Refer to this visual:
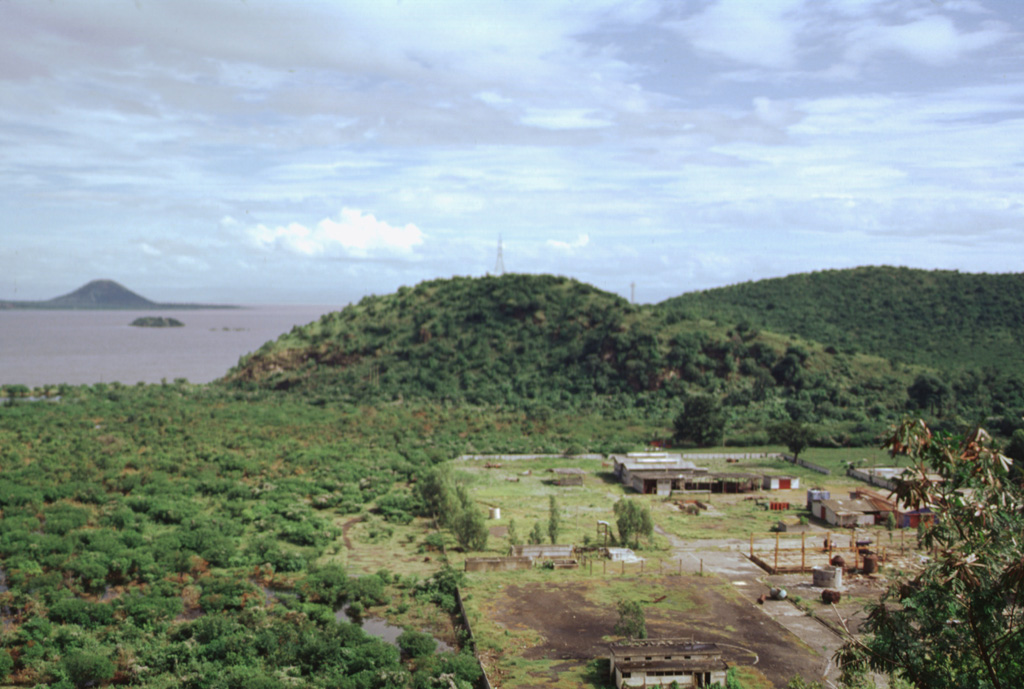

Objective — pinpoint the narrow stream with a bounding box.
[336,603,453,652]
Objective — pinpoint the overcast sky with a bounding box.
[2,0,1022,305]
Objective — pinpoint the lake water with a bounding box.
[0,305,337,387]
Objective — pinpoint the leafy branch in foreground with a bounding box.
[835,419,1024,689]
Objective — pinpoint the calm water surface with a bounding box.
[0,305,336,387]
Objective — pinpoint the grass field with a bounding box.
[446,447,898,553]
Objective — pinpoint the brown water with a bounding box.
[0,305,336,387]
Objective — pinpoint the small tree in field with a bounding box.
[614,600,646,639]
[769,420,814,459]
[507,519,520,546]
[451,505,488,551]
[528,520,545,545]
[613,498,653,549]
[548,496,561,544]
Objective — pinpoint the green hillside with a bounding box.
[657,266,1024,371]
[225,270,1024,446]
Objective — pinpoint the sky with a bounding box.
[1,0,1022,306]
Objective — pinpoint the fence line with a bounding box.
[454,586,493,689]
[455,453,605,462]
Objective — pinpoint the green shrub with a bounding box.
[397,629,437,659]
[63,651,115,688]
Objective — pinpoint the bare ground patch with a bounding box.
[478,575,825,688]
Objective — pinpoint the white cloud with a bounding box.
[520,109,613,130]
[247,209,424,259]
[671,0,807,69]
[3,1,1024,305]
[547,233,590,251]
[845,14,1009,66]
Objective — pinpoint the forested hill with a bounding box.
[226,274,656,403]
[225,271,1024,445]
[656,266,1024,371]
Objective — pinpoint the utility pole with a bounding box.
[493,234,505,276]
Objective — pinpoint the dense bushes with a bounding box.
[222,272,1024,446]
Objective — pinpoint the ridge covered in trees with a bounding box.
[225,269,1024,446]
[657,266,1024,371]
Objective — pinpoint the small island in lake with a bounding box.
[130,316,184,328]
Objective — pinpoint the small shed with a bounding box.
[763,475,800,491]
[814,498,876,527]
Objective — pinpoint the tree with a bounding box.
[528,520,546,545]
[451,505,488,551]
[613,498,653,549]
[548,496,561,544]
[507,519,520,546]
[769,420,814,459]
[417,465,459,527]
[906,374,950,415]
[673,393,725,447]
[836,419,1024,689]
[613,599,646,639]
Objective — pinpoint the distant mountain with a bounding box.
[48,279,156,309]
[0,279,237,310]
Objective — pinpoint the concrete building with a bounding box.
[609,639,728,689]
[612,453,707,495]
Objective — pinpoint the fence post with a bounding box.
[774,532,779,573]
[801,531,806,572]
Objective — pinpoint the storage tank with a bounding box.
[806,488,830,509]
[813,565,843,589]
[489,507,501,520]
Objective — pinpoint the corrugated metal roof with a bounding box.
[616,658,728,672]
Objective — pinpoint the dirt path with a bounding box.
[341,516,361,550]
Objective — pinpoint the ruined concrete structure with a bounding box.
[608,639,728,688]
[464,557,533,573]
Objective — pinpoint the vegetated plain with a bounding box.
[0,267,1022,688]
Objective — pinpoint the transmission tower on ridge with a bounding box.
[493,234,505,276]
